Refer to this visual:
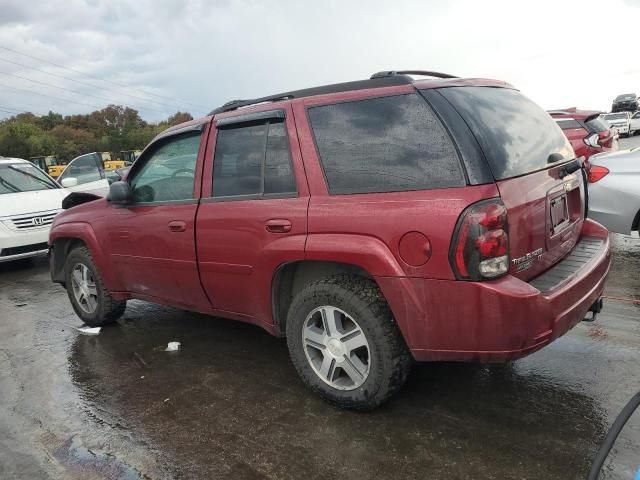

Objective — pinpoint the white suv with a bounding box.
[602,112,631,137]
[0,157,69,262]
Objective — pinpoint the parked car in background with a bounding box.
[49,71,610,409]
[550,109,617,163]
[630,111,640,135]
[588,148,640,236]
[0,157,67,262]
[57,152,110,196]
[602,112,631,137]
[612,93,638,113]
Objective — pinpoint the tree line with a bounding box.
[0,106,193,162]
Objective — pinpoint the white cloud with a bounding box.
[0,0,637,120]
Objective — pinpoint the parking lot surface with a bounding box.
[1,142,639,479]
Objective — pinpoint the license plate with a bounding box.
[550,195,569,233]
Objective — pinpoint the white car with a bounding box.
[0,157,69,262]
[630,111,640,136]
[588,148,640,236]
[57,152,110,196]
[602,112,631,137]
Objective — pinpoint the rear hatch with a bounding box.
[438,86,584,281]
[584,113,616,150]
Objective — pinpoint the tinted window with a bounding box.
[213,124,263,197]
[585,115,610,133]
[308,94,464,194]
[59,153,103,185]
[212,120,296,197]
[130,132,200,202]
[555,118,582,130]
[440,87,574,180]
[264,122,296,194]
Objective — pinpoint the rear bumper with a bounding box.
[376,219,611,362]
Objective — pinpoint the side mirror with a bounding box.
[60,177,78,188]
[107,181,132,205]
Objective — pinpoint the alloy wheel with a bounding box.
[302,306,371,390]
[70,263,98,314]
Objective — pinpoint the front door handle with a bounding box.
[265,219,292,233]
[168,220,187,233]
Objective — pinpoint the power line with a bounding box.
[0,55,205,115]
[0,104,45,116]
[0,82,104,109]
[0,45,203,110]
[0,70,177,115]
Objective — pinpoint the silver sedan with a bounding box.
[588,148,640,235]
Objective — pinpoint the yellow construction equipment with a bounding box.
[98,151,128,170]
[29,155,65,178]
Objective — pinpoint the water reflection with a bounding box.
[69,304,608,479]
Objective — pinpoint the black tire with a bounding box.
[286,274,412,410]
[64,246,126,327]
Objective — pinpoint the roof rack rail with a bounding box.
[208,74,414,115]
[370,70,458,80]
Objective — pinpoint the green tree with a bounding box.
[0,106,193,161]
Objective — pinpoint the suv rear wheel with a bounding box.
[286,275,412,410]
[64,246,126,327]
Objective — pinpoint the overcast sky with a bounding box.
[0,0,639,122]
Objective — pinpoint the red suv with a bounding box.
[49,71,611,409]
[549,108,618,163]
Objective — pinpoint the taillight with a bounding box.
[588,165,609,183]
[450,199,509,281]
[584,132,600,148]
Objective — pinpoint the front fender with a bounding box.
[49,221,119,291]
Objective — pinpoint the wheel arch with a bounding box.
[50,237,87,285]
[271,260,373,336]
[50,222,118,290]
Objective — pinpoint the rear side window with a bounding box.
[307,93,464,195]
[439,87,574,180]
[554,118,582,130]
[212,120,296,198]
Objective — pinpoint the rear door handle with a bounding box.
[168,220,187,233]
[265,219,292,233]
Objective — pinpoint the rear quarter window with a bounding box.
[439,87,574,180]
[307,93,465,195]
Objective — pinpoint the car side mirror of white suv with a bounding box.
[60,177,78,188]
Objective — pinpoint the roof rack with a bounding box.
[370,70,458,80]
[208,71,441,115]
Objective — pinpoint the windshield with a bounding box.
[0,163,60,194]
[616,94,635,100]
[604,113,627,121]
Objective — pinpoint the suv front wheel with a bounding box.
[64,246,126,327]
[286,275,412,410]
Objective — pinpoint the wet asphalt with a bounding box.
[1,147,640,480]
